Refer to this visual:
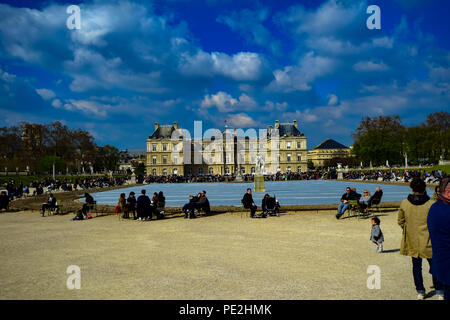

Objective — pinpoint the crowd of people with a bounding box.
[1,168,444,204]
[1,177,128,201]
[343,169,446,183]
[144,171,327,184]
[113,190,166,221]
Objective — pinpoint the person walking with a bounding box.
[398,177,444,299]
[427,177,450,300]
[370,217,384,253]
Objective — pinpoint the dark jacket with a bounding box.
[197,195,210,213]
[341,192,355,202]
[427,198,450,285]
[137,195,151,214]
[242,193,254,208]
[85,194,95,204]
[0,194,9,209]
[372,190,383,200]
[48,197,57,207]
[127,196,137,209]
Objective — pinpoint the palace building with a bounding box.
[307,139,351,168]
[145,120,308,176]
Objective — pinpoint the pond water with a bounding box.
[89,180,435,207]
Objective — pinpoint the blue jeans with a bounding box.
[412,257,444,295]
[337,203,349,215]
[248,205,257,217]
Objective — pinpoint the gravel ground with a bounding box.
[0,209,437,300]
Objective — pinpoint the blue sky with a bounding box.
[0,0,449,150]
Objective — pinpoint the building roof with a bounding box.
[271,123,304,137]
[149,125,176,139]
[313,139,348,150]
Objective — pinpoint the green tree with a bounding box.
[95,145,120,171]
[351,115,405,166]
[38,155,66,173]
[424,111,449,162]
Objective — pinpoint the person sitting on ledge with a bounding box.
[182,193,200,219]
[82,192,95,218]
[336,187,355,219]
[0,191,9,212]
[194,190,210,215]
[261,194,270,213]
[41,193,58,217]
[242,188,257,218]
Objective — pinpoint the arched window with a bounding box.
[152,169,156,175]
[162,169,167,176]
[209,167,214,174]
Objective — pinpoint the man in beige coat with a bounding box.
[398,177,444,299]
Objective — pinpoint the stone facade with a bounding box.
[145,120,308,176]
[307,139,351,168]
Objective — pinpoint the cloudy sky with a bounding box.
[0,0,449,150]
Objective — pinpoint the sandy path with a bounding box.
[0,209,435,300]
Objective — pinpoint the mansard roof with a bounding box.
[149,125,175,139]
[271,123,304,137]
[313,139,348,150]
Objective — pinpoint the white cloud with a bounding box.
[327,94,339,106]
[227,113,258,127]
[267,52,334,92]
[36,88,56,100]
[64,99,110,117]
[179,51,265,81]
[51,99,62,108]
[0,68,16,83]
[353,61,389,72]
[201,91,257,112]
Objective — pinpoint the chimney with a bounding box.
[154,122,159,131]
[173,121,178,129]
[269,125,273,135]
[275,120,280,129]
[293,120,298,128]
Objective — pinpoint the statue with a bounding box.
[254,153,265,192]
[255,154,265,174]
